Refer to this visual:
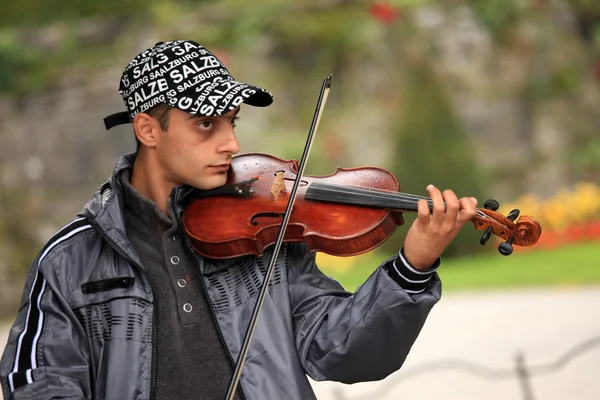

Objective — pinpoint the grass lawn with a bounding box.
[318,241,600,292]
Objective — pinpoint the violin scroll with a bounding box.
[472,198,542,255]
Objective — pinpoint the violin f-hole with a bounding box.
[250,211,292,226]
[285,178,308,186]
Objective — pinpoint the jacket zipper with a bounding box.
[87,219,160,400]
[171,192,247,400]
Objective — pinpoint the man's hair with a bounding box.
[134,104,172,151]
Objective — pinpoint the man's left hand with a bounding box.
[403,184,478,270]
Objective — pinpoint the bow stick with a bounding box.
[225,74,333,400]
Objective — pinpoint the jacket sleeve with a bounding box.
[1,258,91,400]
[287,242,441,384]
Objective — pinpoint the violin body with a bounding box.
[183,153,405,259]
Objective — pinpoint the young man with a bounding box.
[1,40,477,400]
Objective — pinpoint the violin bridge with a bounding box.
[271,171,287,202]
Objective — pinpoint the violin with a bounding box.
[183,152,542,259]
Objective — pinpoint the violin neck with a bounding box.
[304,182,430,212]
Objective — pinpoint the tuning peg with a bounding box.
[498,236,514,256]
[480,226,493,245]
[484,199,499,211]
[506,209,520,222]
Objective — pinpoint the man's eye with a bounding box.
[198,121,213,130]
[232,116,239,127]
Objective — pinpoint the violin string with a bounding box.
[310,183,491,219]
[389,192,491,219]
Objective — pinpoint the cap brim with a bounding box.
[171,80,273,117]
[103,80,273,130]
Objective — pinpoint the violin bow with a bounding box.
[224,74,333,400]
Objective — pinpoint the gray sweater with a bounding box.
[121,169,242,400]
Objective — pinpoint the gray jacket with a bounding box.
[1,154,441,400]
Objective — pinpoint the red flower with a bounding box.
[369,2,400,24]
[594,61,600,81]
[531,0,546,9]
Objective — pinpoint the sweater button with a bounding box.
[170,256,180,265]
[183,303,192,312]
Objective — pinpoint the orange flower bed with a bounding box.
[496,182,600,252]
[523,219,600,250]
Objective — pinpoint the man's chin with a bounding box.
[191,176,228,191]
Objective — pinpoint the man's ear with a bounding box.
[133,113,161,148]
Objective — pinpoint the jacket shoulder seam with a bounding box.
[37,219,97,269]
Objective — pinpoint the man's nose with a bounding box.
[220,124,240,155]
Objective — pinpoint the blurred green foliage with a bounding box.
[382,63,488,257]
[0,41,39,93]
[471,0,525,39]
[0,0,151,26]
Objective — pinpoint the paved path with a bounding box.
[310,286,600,400]
[1,286,599,399]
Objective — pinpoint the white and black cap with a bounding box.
[104,40,273,130]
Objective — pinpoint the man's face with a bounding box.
[153,107,241,190]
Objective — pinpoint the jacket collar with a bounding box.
[78,153,142,266]
[77,152,244,273]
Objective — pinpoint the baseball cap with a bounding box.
[103,40,273,130]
